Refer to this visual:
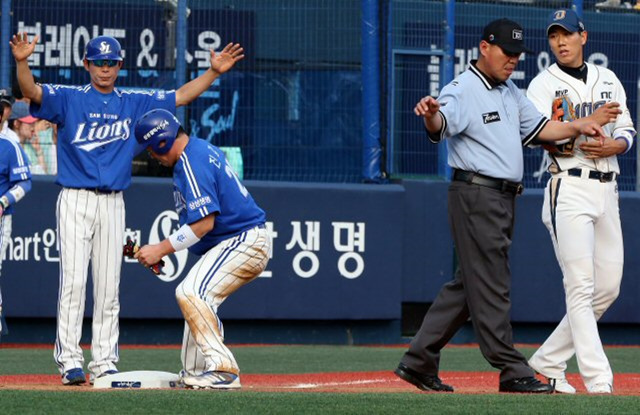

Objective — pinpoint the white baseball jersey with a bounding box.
[527,62,636,173]
[527,62,636,391]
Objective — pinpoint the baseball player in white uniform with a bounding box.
[11,32,244,385]
[526,9,636,394]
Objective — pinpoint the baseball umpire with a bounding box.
[1,130,32,340]
[133,109,270,389]
[11,32,244,385]
[527,9,636,395]
[394,18,612,394]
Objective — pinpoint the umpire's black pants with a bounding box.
[400,181,533,382]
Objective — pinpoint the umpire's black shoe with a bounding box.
[394,363,454,392]
[499,376,554,394]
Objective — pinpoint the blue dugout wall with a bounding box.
[3,178,640,326]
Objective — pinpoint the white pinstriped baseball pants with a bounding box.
[530,176,622,389]
[54,188,125,376]
[178,225,270,376]
[0,215,12,322]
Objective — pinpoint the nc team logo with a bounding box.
[99,41,112,54]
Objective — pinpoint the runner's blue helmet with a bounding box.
[134,109,181,155]
[84,36,123,61]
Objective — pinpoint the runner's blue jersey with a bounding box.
[30,84,176,190]
[0,134,32,215]
[173,138,266,255]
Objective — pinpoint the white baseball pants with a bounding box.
[178,225,270,376]
[54,188,125,377]
[531,176,622,389]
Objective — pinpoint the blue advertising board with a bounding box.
[1,178,404,320]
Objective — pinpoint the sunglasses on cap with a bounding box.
[91,59,120,67]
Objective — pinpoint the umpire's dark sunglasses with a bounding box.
[91,59,120,68]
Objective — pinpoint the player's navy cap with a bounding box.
[546,9,585,36]
[9,101,38,123]
[0,87,14,107]
[482,18,532,55]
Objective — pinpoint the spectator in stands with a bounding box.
[9,101,47,174]
[34,119,57,175]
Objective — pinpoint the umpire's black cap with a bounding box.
[482,18,533,55]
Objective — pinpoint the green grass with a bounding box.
[3,345,640,375]
[2,345,640,414]
[0,390,639,414]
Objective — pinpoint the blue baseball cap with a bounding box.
[546,9,585,36]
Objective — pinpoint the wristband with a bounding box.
[614,130,634,154]
[0,195,9,210]
[168,224,201,252]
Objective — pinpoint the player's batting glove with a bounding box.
[123,237,165,276]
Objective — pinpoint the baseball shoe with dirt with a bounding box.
[62,368,87,385]
[588,382,613,394]
[89,369,119,385]
[182,371,241,389]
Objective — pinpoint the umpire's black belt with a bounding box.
[453,169,524,195]
[566,168,616,183]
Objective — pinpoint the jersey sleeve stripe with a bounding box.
[181,153,211,218]
[4,137,29,180]
[522,117,549,147]
[427,112,446,143]
[180,153,203,198]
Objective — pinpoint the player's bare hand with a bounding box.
[134,244,165,268]
[574,119,606,141]
[10,32,39,62]
[590,102,621,126]
[580,136,625,159]
[210,43,245,75]
[414,96,440,119]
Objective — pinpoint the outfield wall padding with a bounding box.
[3,177,640,323]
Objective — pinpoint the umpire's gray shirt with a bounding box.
[429,61,548,182]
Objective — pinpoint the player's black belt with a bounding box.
[566,168,616,183]
[74,188,119,195]
[453,169,524,195]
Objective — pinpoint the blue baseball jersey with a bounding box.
[173,138,266,255]
[30,84,176,190]
[0,134,32,215]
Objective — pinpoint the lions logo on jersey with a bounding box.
[71,118,132,151]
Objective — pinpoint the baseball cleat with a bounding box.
[528,359,576,394]
[62,368,87,385]
[547,377,576,394]
[182,371,241,389]
[89,369,119,385]
[588,382,613,394]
